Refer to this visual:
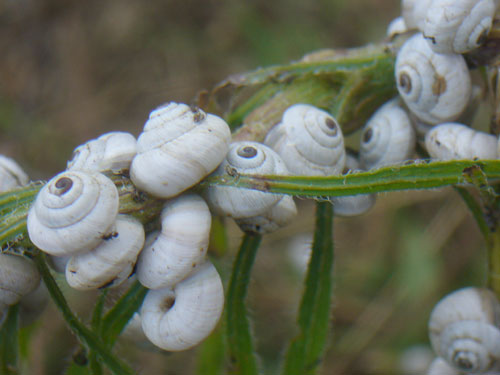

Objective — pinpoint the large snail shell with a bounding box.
[264,103,346,176]
[204,141,285,219]
[67,132,137,172]
[65,215,145,290]
[360,99,416,170]
[0,155,29,192]
[0,253,40,306]
[140,261,224,351]
[395,33,471,125]
[429,287,500,373]
[130,102,231,198]
[425,123,498,160]
[423,0,497,54]
[136,193,211,290]
[27,171,119,256]
[402,0,434,30]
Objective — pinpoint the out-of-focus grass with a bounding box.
[0,1,491,374]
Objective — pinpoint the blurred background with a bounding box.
[0,0,489,374]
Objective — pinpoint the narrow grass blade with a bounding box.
[196,324,226,375]
[0,305,19,375]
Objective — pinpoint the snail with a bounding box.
[423,0,497,54]
[425,123,497,160]
[204,141,285,219]
[136,193,211,290]
[130,102,231,199]
[331,152,377,217]
[67,131,137,172]
[27,170,119,256]
[0,253,41,309]
[359,98,416,170]
[264,103,346,176]
[402,0,433,30]
[140,261,224,351]
[65,215,145,290]
[395,33,471,125]
[428,287,500,374]
[386,16,408,40]
[0,154,29,192]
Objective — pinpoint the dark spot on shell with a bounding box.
[325,118,338,135]
[99,278,118,289]
[237,146,258,158]
[69,269,76,274]
[162,296,176,311]
[432,74,447,96]
[423,34,437,45]
[435,140,441,146]
[454,353,474,371]
[54,177,73,195]
[190,105,206,123]
[399,73,412,94]
[192,263,196,268]
[101,232,119,241]
[363,128,373,143]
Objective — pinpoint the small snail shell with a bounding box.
[402,0,433,30]
[130,102,231,198]
[65,215,145,290]
[427,357,461,375]
[359,99,416,170]
[67,131,137,172]
[264,103,346,176]
[395,33,471,125]
[136,193,211,290]
[204,141,285,219]
[0,253,41,306]
[425,123,498,160]
[386,17,408,40]
[140,261,224,351]
[423,0,497,54]
[0,155,29,192]
[428,287,500,373]
[235,195,297,235]
[27,171,119,256]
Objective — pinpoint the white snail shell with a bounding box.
[67,131,137,172]
[402,0,434,30]
[0,155,29,192]
[423,0,497,54]
[359,99,416,170]
[140,261,224,352]
[428,287,500,373]
[0,253,41,306]
[235,194,297,235]
[264,103,346,176]
[27,171,119,256]
[395,33,471,125]
[204,141,285,219]
[65,215,145,290]
[427,357,461,375]
[136,193,211,290]
[130,102,231,198]
[387,17,408,40]
[425,123,498,160]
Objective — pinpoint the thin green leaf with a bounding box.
[196,324,226,375]
[88,291,107,375]
[454,186,491,241]
[282,201,334,375]
[101,281,148,348]
[0,305,19,375]
[226,233,262,375]
[33,252,136,375]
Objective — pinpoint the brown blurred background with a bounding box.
[0,1,489,374]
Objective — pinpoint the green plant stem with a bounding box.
[226,233,262,375]
[454,187,491,242]
[489,226,500,297]
[32,252,136,375]
[282,201,334,375]
[0,305,19,375]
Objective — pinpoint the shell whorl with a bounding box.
[264,103,346,176]
[130,102,231,198]
[0,253,41,306]
[27,171,119,256]
[140,261,224,352]
[0,155,29,192]
[395,33,471,125]
[402,0,434,30]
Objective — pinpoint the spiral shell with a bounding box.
[140,261,224,351]
[264,103,346,176]
[0,155,29,192]
[27,171,119,256]
[402,0,434,30]
[136,193,211,290]
[425,123,497,160]
[67,131,137,172]
[65,215,145,290]
[395,33,471,125]
[130,102,231,198]
[204,141,285,219]
[428,287,500,373]
[359,99,416,170]
[423,0,497,54]
[0,253,41,307]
